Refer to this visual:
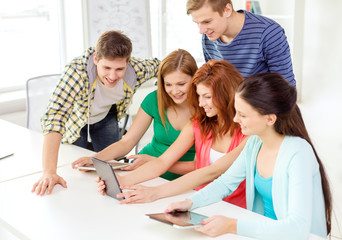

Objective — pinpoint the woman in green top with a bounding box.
[72,49,197,180]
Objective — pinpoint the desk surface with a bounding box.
[0,120,326,240]
[0,166,326,240]
[0,166,258,240]
[0,119,94,183]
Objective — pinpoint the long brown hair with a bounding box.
[157,49,198,127]
[188,60,243,142]
[236,72,332,234]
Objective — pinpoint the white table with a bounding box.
[0,119,94,183]
[0,120,326,240]
[0,165,259,240]
[0,167,326,240]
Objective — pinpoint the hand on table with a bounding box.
[32,172,67,196]
[165,199,193,213]
[120,154,156,171]
[194,215,237,237]
[72,156,92,171]
[116,185,159,204]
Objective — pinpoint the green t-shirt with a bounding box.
[139,91,195,180]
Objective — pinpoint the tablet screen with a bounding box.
[146,211,207,228]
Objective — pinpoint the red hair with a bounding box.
[188,60,243,141]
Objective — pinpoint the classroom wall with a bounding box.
[301,0,342,101]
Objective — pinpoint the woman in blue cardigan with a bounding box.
[166,72,332,239]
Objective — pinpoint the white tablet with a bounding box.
[77,157,130,171]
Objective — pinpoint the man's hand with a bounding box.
[32,172,67,196]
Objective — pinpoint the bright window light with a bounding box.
[0,0,60,92]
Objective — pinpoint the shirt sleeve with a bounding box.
[41,64,85,135]
[189,142,248,210]
[130,57,160,90]
[261,23,296,86]
[202,34,210,62]
[237,140,317,240]
[140,90,157,117]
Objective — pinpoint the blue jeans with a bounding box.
[73,105,119,152]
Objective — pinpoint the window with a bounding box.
[164,0,204,64]
[0,0,205,92]
[0,0,60,92]
[149,0,204,65]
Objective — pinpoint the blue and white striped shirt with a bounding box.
[202,10,296,86]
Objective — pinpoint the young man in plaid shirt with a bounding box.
[32,30,160,196]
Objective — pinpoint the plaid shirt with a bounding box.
[41,47,160,144]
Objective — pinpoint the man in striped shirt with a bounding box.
[32,31,160,196]
[186,0,296,86]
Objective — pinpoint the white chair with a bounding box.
[119,109,132,139]
[26,74,60,132]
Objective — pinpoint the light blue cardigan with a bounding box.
[189,135,327,240]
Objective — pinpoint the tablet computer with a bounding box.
[146,211,207,229]
[77,157,130,171]
[91,157,124,200]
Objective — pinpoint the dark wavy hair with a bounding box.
[236,72,332,234]
[188,60,243,142]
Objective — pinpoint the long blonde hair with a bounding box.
[157,49,198,127]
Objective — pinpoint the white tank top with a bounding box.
[209,148,226,164]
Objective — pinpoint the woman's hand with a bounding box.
[165,199,193,213]
[164,211,191,225]
[95,173,123,196]
[95,177,107,195]
[194,215,237,237]
[116,185,159,204]
[72,156,93,171]
[120,154,156,171]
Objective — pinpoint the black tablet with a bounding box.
[146,211,207,229]
[91,157,124,200]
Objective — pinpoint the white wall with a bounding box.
[302,0,342,101]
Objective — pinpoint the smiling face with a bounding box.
[190,3,231,41]
[94,54,128,88]
[233,93,272,136]
[196,83,218,117]
[164,71,192,105]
